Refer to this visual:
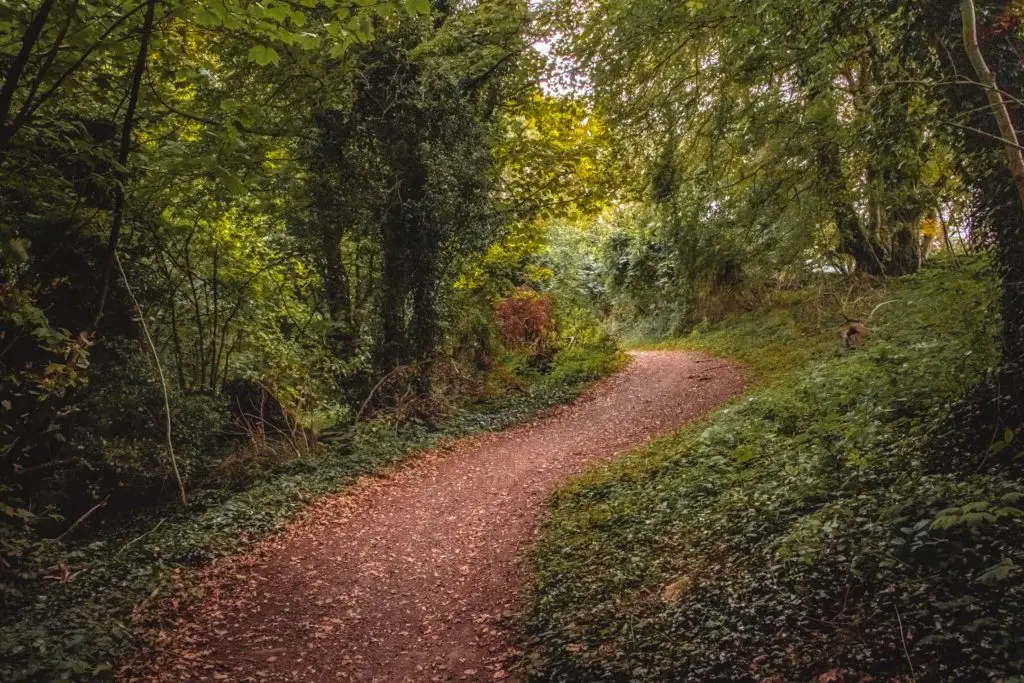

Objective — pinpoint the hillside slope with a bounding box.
[523,260,1024,682]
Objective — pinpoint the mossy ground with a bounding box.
[523,258,1024,681]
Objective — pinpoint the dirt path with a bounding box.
[129,351,746,682]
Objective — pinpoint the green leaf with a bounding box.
[1001,492,1024,505]
[296,32,321,49]
[214,166,246,195]
[732,445,756,463]
[8,237,30,263]
[404,0,431,15]
[977,559,1016,585]
[0,502,34,521]
[266,2,289,22]
[247,45,280,67]
[192,7,220,26]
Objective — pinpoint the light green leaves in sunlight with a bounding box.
[247,44,280,66]
[405,0,433,15]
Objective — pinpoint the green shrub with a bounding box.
[549,337,623,384]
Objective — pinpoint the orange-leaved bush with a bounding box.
[494,287,554,350]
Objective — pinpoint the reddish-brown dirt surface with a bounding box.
[125,351,746,682]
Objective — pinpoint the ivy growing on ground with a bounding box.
[0,339,620,682]
[523,258,1024,682]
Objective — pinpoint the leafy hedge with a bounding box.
[523,259,1024,681]
[0,339,621,682]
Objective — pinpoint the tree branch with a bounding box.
[960,0,1024,211]
[92,0,157,330]
[0,0,58,144]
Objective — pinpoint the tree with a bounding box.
[947,0,1024,408]
[539,0,951,282]
[297,0,529,395]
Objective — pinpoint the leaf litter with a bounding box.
[122,351,746,682]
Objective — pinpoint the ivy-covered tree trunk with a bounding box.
[378,200,411,373]
[994,190,1024,406]
[949,0,1024,411]
[803,75,888,276]
[410,277,437,393]
[392,139,436,393]
[815,137,887,275]
[321,229,357,359]
[307,109,360,360]
[888,219,923,276]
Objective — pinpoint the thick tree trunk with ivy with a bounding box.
[321,229,357,359]
[803,75,889,276]
[378,202,411,373]
[887,219,924,276]
[388,140,436,392]
[957,0,1024,410]
[994,193,1024,405]
[410,280,438,393]
[307,110,360,360]
[815,138,887,275]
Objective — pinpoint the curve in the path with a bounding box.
[129,351,747,682]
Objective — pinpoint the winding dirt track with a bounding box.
[129,351,746,682]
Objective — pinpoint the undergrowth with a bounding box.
[524,258,1024,681]
[0,341,621,682]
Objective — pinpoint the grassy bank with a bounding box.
[0,342,621,682]
[524,259,1024,681]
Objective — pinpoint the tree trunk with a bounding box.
[0,0,58,146]
[409,267,437,395]
[377,203,410,374]
[321,230,357,358]
[91,0,157,330]
[960,0,1024,408]
[402,169,436,395]
[376,94,434,393]
[816,138,887,275]
[888,220,923,276]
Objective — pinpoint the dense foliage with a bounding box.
[0,3,614,510]
[0,0,619,676]
[540,0,1022,349]
[525,260,1024,681]
[516,1,1024,678]
[3,0,1024,679]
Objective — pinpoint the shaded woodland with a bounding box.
[2,0,1024,679]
